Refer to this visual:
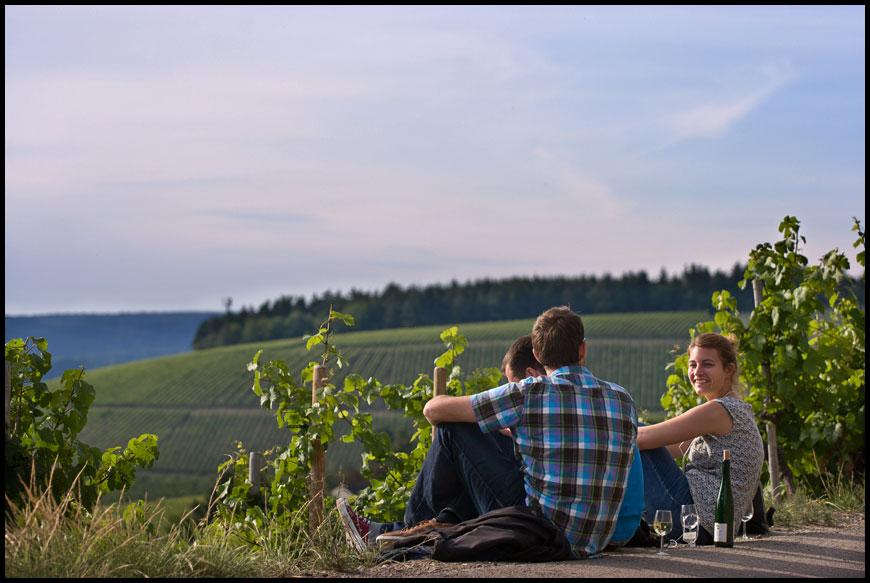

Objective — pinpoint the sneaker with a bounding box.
[336,498,372,553]
[374,518,455,549]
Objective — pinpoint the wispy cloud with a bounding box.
[531,149,632,219]
[665,61,797,143]
[201,210,317,224]
[4,6,864,314]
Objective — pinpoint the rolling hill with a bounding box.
[62,310,710,502]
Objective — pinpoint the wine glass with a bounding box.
[740,502,754,540]
[653,510,672,556]
[680,504,700,547]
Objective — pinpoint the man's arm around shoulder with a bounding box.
[423,395,477,426]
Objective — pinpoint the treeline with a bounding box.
[193,264,732,349]
[192,263,865,349]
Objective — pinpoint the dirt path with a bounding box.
[327,519,864,578]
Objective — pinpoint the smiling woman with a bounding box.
[688,345,736,399]
[635,333,764,546]
[638,334,743,450]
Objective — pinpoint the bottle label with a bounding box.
[714,522,728,542]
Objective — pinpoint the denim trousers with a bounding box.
[371,422,527,537]
[639,445,712,544]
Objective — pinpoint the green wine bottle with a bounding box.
[714,449,734,547]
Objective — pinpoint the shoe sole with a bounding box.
[374,522,453,550]
[336,499,367,553]
[374,534,403,550]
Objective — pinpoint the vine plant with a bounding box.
[662,216,865,492]
[4,337,159,514]
[209,310,503,541]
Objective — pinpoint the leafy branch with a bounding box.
[5,337,160,512]
[662,216,865,492]
[217,313,503,537]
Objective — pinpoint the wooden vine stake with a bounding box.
[753,279,781,504]
[310,364,327,532]
[5,361,10,440]
[432,366,447,440]
[249,452,264,496]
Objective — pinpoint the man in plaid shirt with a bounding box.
[338,306,637,558]
[474,308,637,557]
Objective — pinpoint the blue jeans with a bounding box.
[371,422,527,538]
[640,445,712,544]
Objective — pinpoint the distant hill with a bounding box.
[192,265,762,349]
[4,312,219,378]
[70,310,710,502]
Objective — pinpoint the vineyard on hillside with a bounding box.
[73,311,710,501]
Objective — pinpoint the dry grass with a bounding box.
[4,467,368,578]
[767,464,865,528]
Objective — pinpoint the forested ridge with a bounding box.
[185,264,729,348]
[193,263,865,350]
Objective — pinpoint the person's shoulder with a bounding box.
[584,371,632,398]
[714,395,752,413]
[564,370,637,413]
[475,378,536,400]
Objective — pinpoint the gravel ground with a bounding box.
[321,518,864,578]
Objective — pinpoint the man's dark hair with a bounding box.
[502,334,546,378]
[531,306,585,369]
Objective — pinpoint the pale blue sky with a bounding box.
[5,5,865,315]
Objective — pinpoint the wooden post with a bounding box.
[432,366,447,440]
[310,365,327,532]
[249,452,264,496]
[753,280,781,504]
[5,361,11,440]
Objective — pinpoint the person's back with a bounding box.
[471,307,637,557]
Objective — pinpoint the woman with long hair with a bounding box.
[637,333,764,544]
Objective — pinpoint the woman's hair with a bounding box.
[688,332,744,392]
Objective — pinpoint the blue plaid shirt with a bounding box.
[470,365,637,558]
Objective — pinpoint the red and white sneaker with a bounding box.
[336,498,372,553]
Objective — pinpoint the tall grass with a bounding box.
[6,461,864,577]
[4,468,368,578]
[766,463,865,527]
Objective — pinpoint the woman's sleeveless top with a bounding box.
[684,396,764,536]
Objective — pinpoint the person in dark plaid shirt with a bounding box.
[338,306,637,559]
[471,306,637,557]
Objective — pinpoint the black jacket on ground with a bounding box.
[382,505,573,563]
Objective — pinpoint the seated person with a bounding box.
[637,333,764,544]
[338,306,639,558]
[493,334,643,548]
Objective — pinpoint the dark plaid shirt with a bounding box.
[471,365,637,558]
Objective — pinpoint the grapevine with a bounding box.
[209,310,503,538]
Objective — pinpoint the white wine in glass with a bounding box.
[681,504,700,547]
[654,510,672,556]
[683,529,698,545]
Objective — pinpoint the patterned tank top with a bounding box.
[684,396,764,536]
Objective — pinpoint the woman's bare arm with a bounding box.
[637,400,733,451]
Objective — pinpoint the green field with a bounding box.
[73,310,709,501]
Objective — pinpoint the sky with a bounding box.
[5,5,865,316]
